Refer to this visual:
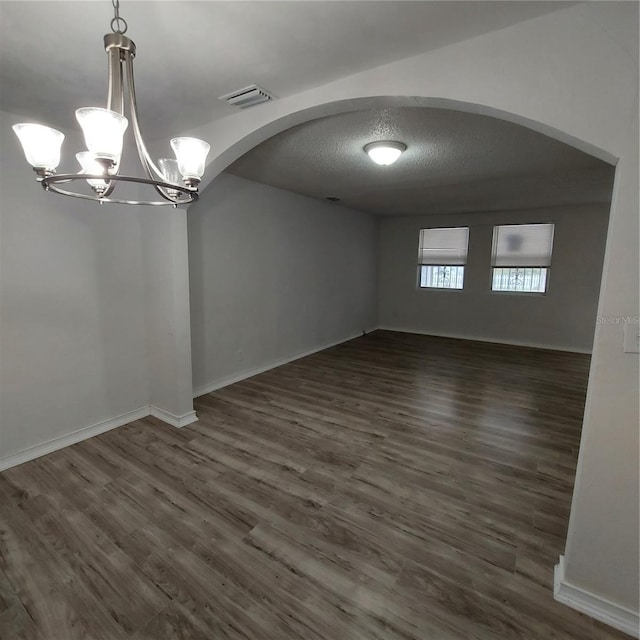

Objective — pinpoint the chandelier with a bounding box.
[12,0,210,206]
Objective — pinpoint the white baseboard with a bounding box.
[193,328,377,398]
[0,404,200,471]
[554,556,639,637]
[378,326,592,354]
[0,406,150,472]
[149,405,198,429]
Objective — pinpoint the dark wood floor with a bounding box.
[0,331,630,639]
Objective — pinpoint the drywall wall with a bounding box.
[188,172,377,396]
[0,109,149,465]
[378,204,611,352]
[563,101,639,633]
[184,1,638,625]
[141,207,197,426]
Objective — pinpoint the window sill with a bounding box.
[490,290,547,296]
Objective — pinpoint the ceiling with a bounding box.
[0,1,575,140]
[2,1,606,216]
[226,107,615,216]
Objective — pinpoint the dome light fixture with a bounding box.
[363,141,407,166]
[12,0,210,206]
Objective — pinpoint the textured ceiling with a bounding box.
[226,107,615,216]
[0,1,574,140]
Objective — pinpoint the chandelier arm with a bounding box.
[123,52,166,183]
[141,176,183,203]
[122,54,179,204]
[100,180,117,199]
[155,183,183,203]
[123,53,181,204]
[107,47,124,116]
[101,33,134,199]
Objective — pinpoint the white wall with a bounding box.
[183,1,639,626]
[188,172,377,396]
[565,104,639,624]
[0,109,149,464]
[0,108,200,466]
[378,204,611,352]
[142,208,197,425]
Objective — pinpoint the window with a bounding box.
[418,227,469,290]
[491,223,554,293]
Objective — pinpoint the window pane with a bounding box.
[492,267,548,293]
[420,265,465,289]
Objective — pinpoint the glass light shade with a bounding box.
[12,123,65,170]
[170,137,210,180]
[157,158,181,185]
[76,152,108,189]
[76,107,128,164]
[364,141,406,166]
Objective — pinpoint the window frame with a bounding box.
[416,226,470,292]
[490,266,550,296]
[418,265,466,291]
[489,223,555,295]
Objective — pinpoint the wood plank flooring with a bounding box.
[0,330,631,639]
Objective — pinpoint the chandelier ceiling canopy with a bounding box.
[12,0,210,207]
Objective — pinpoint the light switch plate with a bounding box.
[623,322,640,353]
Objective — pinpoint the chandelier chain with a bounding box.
[110,0,128,35]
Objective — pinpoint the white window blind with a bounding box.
[418,227,469,266]
[492,223,554,267]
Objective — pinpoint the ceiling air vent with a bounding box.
[219,84,275,109]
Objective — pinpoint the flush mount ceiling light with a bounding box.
[12,0,210,206]
[363,141,407,166]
